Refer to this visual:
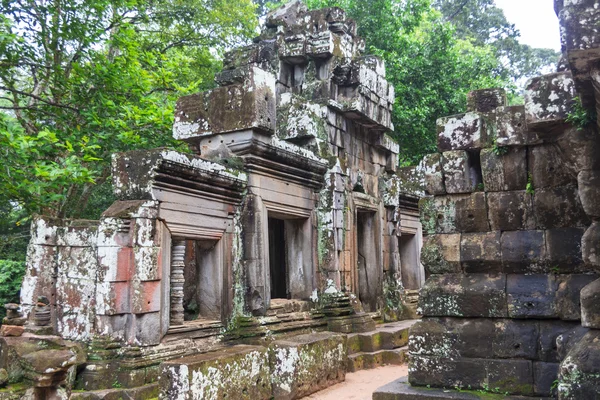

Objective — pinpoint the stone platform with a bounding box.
[373,377,552,400]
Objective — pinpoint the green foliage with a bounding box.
[491,136,508,156]
[304,0,509,164]
[0,260,26,320]
[526,173,534,195]
[0,0,258,220]
[567,96,597,131]
[432,0,560,84]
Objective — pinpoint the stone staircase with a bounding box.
[346,319,416,372]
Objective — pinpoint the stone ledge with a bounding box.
[373,377,551,400]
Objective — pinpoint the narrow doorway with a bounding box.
[356,211,380,312]
[400,234,421,290]
[182,239,222,321]
[268,217,288,299]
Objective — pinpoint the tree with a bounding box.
[0,0,258,219]
[432,0,560,83]
[304,0,508,164]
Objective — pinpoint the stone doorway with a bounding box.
[183,239,223,321]
[399,234,422,290]
[268,217,288,299]
[356,210,381,312]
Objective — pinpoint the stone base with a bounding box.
[327,313,376,333]
[373,377,551,400]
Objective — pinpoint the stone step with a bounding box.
[372,377,552,400]
[347,319,416,354]
[70,383,159,400]
[347,346,408,372]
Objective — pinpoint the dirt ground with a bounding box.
[301,365,408,400]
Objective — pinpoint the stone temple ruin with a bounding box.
[0,2,424,399]
[372,0,600,398]
[2,0,600,399]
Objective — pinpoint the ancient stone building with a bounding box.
[374,0,600,399]
[0,2,423,399]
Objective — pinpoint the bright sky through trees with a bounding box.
[495,0,561,51]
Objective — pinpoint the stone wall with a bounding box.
[408,1,600,398]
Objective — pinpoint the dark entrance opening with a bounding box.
[182,239,221,321]
[268,217,288,299]
[357,210,379,312]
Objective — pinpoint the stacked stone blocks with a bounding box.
[415,76,600,397]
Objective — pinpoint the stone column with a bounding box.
[170,240,186,326]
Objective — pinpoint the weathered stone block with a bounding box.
[437,113,486,151]
[133,246,161,282]
[420,234,461,275]
[480,147,527,192]
[409,317,538,360]
[501,230,547,273]
[454,192,489,233]
[582,221,600,268]
[95,281,130,315]
[556,274,598,320]
[496,105,540,146]
[20,244,58,307]
[487,191,534,231]
[556,324,590,362]
[545,227,584,271]
[419,195,469,234]
[486,359,534,396]
[559,0,600,52]
[580,277,600,329]
[419,274,507,318]
[420,153,445,195]
[466,88,507,113]
[133,312,162,346]
[507,274,558,318]
[57,246,98,281]
[528,144,576,189]
[441,151,476,194]
[533,186,589,229]
[558,330,600,399]
[161,345,272,400]
[56,225,98,247]
[524,71,575,130]
[269,332,346,399]
[97,217,133,248]
[131,280,161,314]
[578,170,600,218]
[173,66,276,140]
[460,231,502,273]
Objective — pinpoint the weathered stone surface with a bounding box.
[173,66,276,140]
[420,234,461,275]
[453,192,489,233]
[487,191,534,231]
[419,195,469,235]
[556,324,590,362]
[577,170,600,217]
[419,274,507,318]
[539,320,583,363]
[559,330,600,399]
[580,277,600,329]
[420,153,445,195]
[480,147,527,192]
[496,105,540,146]
[533,361,559,397]
[269,332,346,399]
[507,274,558,318]
[556,274,598,320]
[559,0,600,52]
[409,355,533,395]
[507,274,595,320]
[528,143,576,189]
[466,88,507,113]
[409,317,538,360]
[582,221,600,268]
[437,113,487,151]
[0,326,23,337]
[441,151,475,194]
[501,230,547,273]
[533,186,589,229]
[160,345,272,400]
[460,231,502,273]
[544,227,584,271]
[524,71,575,130]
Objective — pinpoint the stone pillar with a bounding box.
[170,240,186,326]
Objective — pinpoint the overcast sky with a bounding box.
[495,0,561,51]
